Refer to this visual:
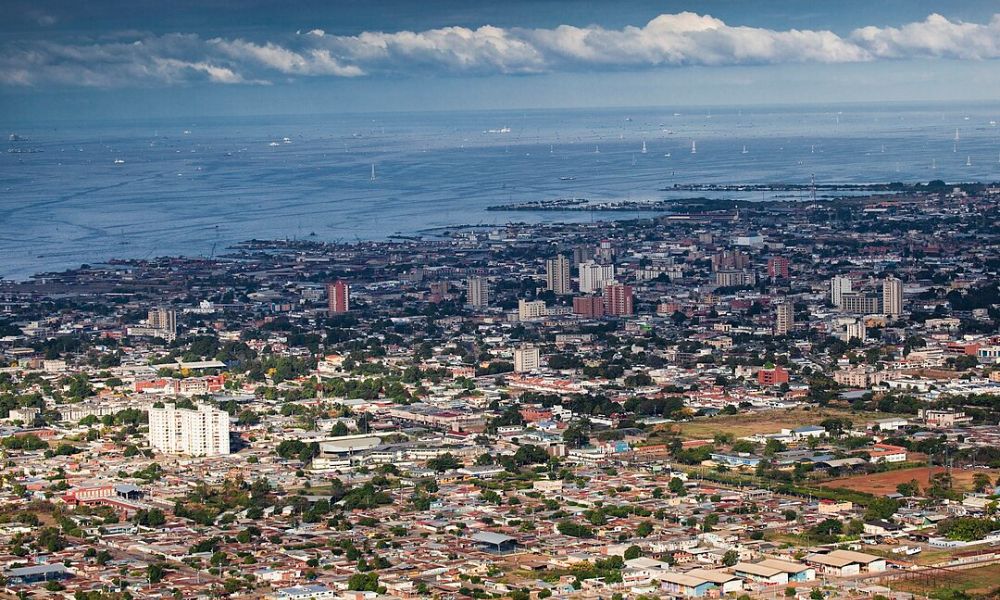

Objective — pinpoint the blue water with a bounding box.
[2,102,1000,280]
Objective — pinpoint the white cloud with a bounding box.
[2,12,999,88]
[851,13,1000,60]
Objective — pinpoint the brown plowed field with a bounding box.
[821,466,999,495]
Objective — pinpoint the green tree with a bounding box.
[147,563,165,584]
[426,453,461,472]
[722,550,739,567]
[347,572,380,592]
[863,497,899,521]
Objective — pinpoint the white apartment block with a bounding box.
[578,261,615,293]
[882,276,903,316]
[830,275,852,307]
[518,299,547,321]
[148,403,230,456]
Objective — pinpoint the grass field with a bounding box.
[889,563,1000,597]
[821,466,1000,495]
[666,407,904,441]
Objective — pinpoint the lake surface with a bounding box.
[2,102,999,279]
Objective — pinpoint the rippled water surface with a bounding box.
[2,102,999,279]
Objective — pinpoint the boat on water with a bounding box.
[559,176,575,181]
[691,140,697,154]
[113,159,125,164]
[641,140,647,154]
[741,145,748,154]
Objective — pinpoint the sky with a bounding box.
[2,0,1000,121]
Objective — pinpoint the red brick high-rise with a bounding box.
[767,256,790,279]
[573,295,605,317]
[603,283,634,316]
[327,280,350,314]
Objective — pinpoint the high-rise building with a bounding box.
[428,281,450,303]
[840,292,881,314]
[712,250,750,272]
[830,276,852,307]
[604,283,634,316]
[578,261,616,293]
[513,345,541,373]
[715,270,756,287]
[573,295,606,318]
[327,280,350,313]
[148,308,177,341]
[596,240,615,263]
[572,245,594,266]
[518,299,547,321]
[883,276,903,317]
[845,319,867,342]
[148,403,230,456]
[775,302,794,335]
[767,256,790,279]
[467,276,489,308]
[545,254,571,295]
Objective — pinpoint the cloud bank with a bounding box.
[3,12,1000,87]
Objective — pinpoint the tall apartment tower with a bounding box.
[578,261,616,294]
[148,403,230,456]
[148,308,177,341]
[712,250,750,272]
[830,276,852,307]
[596,240,615,263]
[604,283,634,316]
[775,302,794,335]
[467,276,489,308]
[883,276,903,317]
[513,345,541,373]
[546,254,571,295]
[572,245,594,266]
[327,280,350,313]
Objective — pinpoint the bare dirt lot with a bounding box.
[668,407,905,441]
[821,466,1000,495]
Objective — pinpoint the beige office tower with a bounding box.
[518,299,546,321]
[545,254,571,295]
[775,302,794,335]
[883,276,903,317]
[514,345,541,373]
[148,307,177,341]
[467,275,489,308]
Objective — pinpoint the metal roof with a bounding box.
[470,531,516,545]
